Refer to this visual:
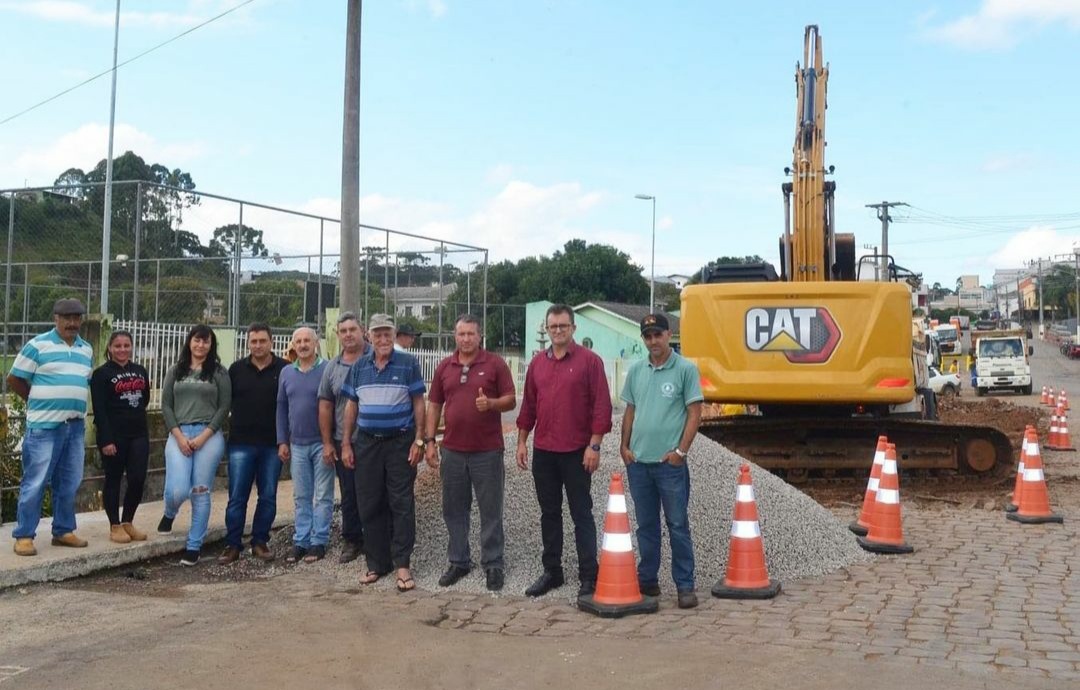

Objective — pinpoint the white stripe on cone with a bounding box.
[873,450,885,465]
[602,532,633,553]
[868,477,880,492]
[883,459,897,474]
[607,494,627,514]
[731,520,762,539]
[736,485,755,502]
[1023,468,1045,482]
[877,488,900,504]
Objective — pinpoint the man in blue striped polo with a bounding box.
[340,313,428,592]
[7,298,94,556]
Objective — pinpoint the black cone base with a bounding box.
[857,536,914,554]
[577,594,658,618]
[1005,503,1018,513]
[1006,511,1064,525]
[711,579,781,600]
[848,520,868,536]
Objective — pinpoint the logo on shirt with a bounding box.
[660,382,676,398]
[744,307,842,364]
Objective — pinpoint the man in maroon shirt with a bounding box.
[425,314,517,591]
[516,304,613,597]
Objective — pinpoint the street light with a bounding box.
[634,194,656,310]
[1073,245,1080,340]
[467,260,478,314]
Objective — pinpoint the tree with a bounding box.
[209,224,269,258]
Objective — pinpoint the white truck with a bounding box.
[973,330,1033,396]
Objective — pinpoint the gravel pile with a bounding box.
[241,420,872,598]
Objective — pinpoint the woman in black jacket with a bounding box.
[90,330,151,543]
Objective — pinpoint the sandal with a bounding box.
[396,575,416,592]
[360,570,384,585]
[303,545,326,563]
[285,546,307,564]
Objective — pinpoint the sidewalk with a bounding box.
[0,480,296,589]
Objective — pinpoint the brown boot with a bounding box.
[51,532,88,548]
[13,538,36,556]
[121,522,147,541]
[110,525,132,544]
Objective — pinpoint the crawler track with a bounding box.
[699,416,1015,485]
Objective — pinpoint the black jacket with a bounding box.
[90,360,150,447]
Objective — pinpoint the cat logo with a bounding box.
[745,307,842,364]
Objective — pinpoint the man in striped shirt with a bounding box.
[7,298,94,556]
[341,314,428,591]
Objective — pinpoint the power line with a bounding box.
[0,0,258,127]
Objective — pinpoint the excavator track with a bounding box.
[699,416,1015,484]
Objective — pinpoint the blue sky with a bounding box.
[1,0,1079,289]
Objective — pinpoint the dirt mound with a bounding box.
[938,397,1047,448]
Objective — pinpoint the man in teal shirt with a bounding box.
[619,313,703,609]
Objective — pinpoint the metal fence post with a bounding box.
[317,219,324,332]
[233,202,243,327]
[133,182,142,321]
[155,259,161,322]
[3,194,14,397]
[482,250,489,347]
[87,261,93,309]
[437,242,445,350]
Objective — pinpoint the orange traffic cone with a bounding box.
[1005,425,1034,513]
[1061,391,1070,411]
[857,443,914,554]
[1007,430,1064,524]
[850,435,888,536]
[1040,386,1050,405]
[1046,386,1056,406]
[712,464,781,599]
[1048,407,1076,451]
[578,473,658,617]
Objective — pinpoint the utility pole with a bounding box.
[100,0,121,315]
[1037,258,1044,336]
[865,201,907,280]
[340,0,362,316]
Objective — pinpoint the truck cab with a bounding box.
[973,332,1033,396]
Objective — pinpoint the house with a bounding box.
[384,283,458,320]
[522,300,680,362]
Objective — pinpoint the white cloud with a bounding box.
[986,226,1080,267]
[401,0,448,19]
[923,0,1080,50]
[485,163,514,186]
[0,1,204,29]
[9,122,206,186]
[980,152,1037,173]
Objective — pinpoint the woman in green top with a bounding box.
[157,325,231,566]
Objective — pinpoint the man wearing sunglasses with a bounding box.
[516,304,612,597]
[424,314,516,591]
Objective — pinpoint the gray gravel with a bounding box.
[238,420,872,599]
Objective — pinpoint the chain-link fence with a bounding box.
[1,181,514,524]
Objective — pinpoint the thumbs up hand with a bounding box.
[475,386,491,412]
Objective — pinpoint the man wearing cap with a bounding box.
[619,313,704,609]
[394,323,420,351]
[340,314,428,591]
[7,298,94,556]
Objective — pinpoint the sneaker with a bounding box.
[339,541,363,564]
[121,522,147,541]
[640,583,661,597]
[51,532,88,548]
[13,538,36,556]
[677,591,699,609]
[485,568,505,592]
[438,564,472,587]
[217,546,241,564]
[109,524,132,544]
[180,549,200,566]
[157,515,174,534]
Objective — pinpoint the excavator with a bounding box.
[680,25,1012,481]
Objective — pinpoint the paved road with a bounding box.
[974,335,1080,407]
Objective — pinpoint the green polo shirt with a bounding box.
[620,350,704,463]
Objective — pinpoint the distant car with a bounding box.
[928,366,962,398]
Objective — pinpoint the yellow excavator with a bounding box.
[681,25,1010,480]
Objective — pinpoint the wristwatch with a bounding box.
[590,443,601,452]
[414,439,426,449]
[424,436,436,444]
[673,448,687,459]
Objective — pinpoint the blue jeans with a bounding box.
[626,460,695,592]
[13,420,86,539]
[225,444,282,549]
[290,442,335,548]
[164,423,225,551]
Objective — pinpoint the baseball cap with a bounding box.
[52,298,87,316]
[368,313,395,331]
[397,323,421,337]
[640,313,669,335]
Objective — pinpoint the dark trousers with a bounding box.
[333,440,363,547]
[355,432,416,573]
[441,448,505,570]
[101,435,149,525]
[532,447,598,582]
